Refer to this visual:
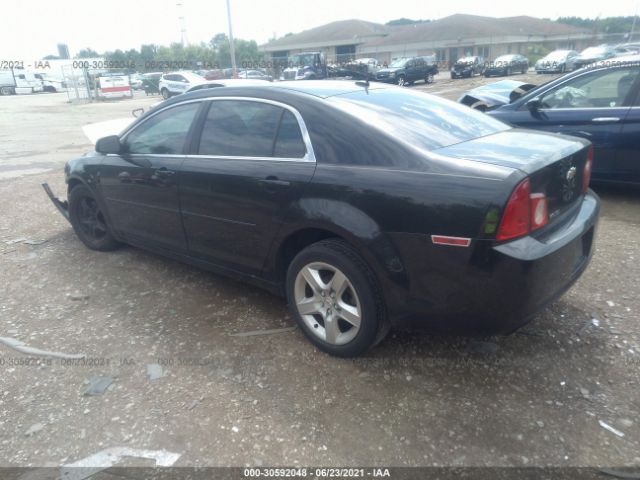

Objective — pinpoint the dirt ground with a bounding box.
[0,76,639,473]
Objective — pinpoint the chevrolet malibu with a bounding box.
[43,81,599,357]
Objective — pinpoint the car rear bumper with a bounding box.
[388,190,600,334]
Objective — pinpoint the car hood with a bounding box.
[458,80,537,108]
[82,118,135,144]
[431,129,589,175]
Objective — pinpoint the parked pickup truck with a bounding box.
[281,52,328,80]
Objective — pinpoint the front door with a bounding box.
[99,101,202,251]
[509,67,640,182]
[179,98,316,276]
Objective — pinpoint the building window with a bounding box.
[336,45,356,64]
[477,46,489,58]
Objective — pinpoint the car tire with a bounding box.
[161,88,170,100]
[425,73,434,83]
[396,75,406,86]
[69,184,121,252]
[450,73,456,79]
[286,239,388,357]
[0,86,15,95]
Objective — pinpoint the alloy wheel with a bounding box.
[294,262,362,345]
[77,197,108,240]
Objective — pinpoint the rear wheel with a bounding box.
[286,239,388,357]
[0,86,15,95]
[425,73,434,83]
[396,75,406,86]
[69,185,121,251]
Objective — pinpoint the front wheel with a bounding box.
[396,75,406,86]
[69,185,121,251]
[425,73,434,84]
[160,88,170,100]
[286,239,387,357]
[0,86,15,95]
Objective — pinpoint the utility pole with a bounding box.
[177,2,188,47]
[226,0,237,75]
[630,3,638,41]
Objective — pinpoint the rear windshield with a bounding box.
[327,88,510,151]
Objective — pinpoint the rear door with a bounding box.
[506,66,640,182]
[179,98,316,276]
[99,101,202,252]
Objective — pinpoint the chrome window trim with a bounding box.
[120,96,316,163]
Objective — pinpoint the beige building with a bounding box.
[261,14,605,67]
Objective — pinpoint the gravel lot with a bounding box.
[0,76,639,472]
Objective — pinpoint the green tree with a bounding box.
[76,48,100,58]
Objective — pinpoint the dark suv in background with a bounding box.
[375,56,438,86]
[451,56,485,78]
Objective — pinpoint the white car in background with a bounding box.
[158,71,205,99]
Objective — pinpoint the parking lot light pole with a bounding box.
[226,0,237,75]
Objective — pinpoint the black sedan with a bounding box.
[482,56,640,185]
[484,54,529,77]
[44,81,599,357]
[450,56,484,78]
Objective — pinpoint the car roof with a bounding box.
[186,79,271,92]
[170,80,393,105]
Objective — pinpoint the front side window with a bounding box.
[124,102,200,155]
[198,100,284,157]
[541,68,640,109]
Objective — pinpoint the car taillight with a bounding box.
[496,179,550,241]
[583,146,593,194]
[496,179,531,241]
[529,193,548,231]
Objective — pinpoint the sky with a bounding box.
[1,0,638,59]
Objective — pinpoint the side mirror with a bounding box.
[95,135,122,155]
[526,98,543,112]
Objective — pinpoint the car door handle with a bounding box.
[592,117,620,123]
[155,167,176,177]
[259,176,290,187]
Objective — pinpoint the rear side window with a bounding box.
[274,111,306,158]
[124,102,200,154]
[198,100,282,157]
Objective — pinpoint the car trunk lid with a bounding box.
[433,129,591,220]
